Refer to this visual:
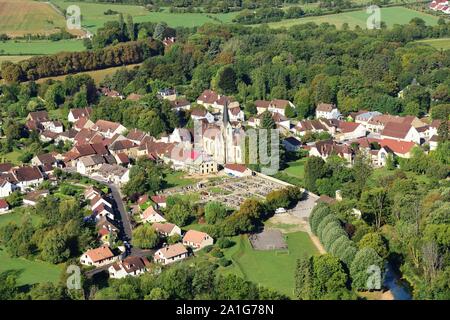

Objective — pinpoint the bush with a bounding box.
[350,247,384,290]
[210,247,224,258]
[218,258,232,267]
[322,226,347,251]
[340,245,358,266]
[203,245,214,253]
[329,235,350,257]
[216,237,234,249]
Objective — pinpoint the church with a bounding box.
[197,102,246,165]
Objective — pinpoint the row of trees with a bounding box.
[0,39,163,83]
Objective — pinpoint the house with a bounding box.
[92,203,115,221]
[108,139,137,157]
[114,153,130,166]
[109,256,151,279]
[153,243,188,265]
[182,230,214,250]
[91,194,112,210]
[126,129,148,145]
[315,103,341,120]
[152,222,182,237]
[380,122,421,144]
[91,120,127,138]
[73,118,95,132]
[293,119,327,136]
[429,135,439,151]
[0,163,13,173]
[31,153,58,168]
[84,186,102,200]
[267,99,295,117]
[68,107,93,123]
[0,199,9,213]
[96,216,119,243]
[39,130,60,142]
[94,164,130,185]
[77,154,105,175]
[196,90,239,113]
[100,87,123,99]
[224,164,252,177]
[157,88,177,101]
[137,194,149,206]
[163,146,218,175]
[191,108,215,123]
[169,98,191,112]
[354,111,382,126]
[254,100,271,115]
[55,129,78,145]
[336,121,367,141]
[140,206,166,223]
[309,140,354,164]
[0,178,14,198]
[25,111,51,132]
[228,106,245,122]
[151,195,167,208]
[23,190,49,206]
[80,245,117,267]
[12,166,44,191]
[42,121,64,133]
[283,136,302,152]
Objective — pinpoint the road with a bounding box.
[108,183,132,242]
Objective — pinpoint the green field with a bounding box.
[0,249,62,286]
[221,232,319,297]
[416,37,450,50]
[280,158,306,180]
[0,39,85,55]
[51,1,238,31]
[266,7,442,29]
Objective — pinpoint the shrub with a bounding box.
[210,248,224,258]
[350,247,384,291]
[322,226,347,251]
[218,258,232,267]
[340,245,358,266]
[329,235,350,257]
[216,237,234,249]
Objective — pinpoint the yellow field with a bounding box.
[35,63,142,84]
[0,0,74,37]
[0,55,33,64]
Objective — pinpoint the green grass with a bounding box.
[163,170,198,189]
[0,207,42,228]
[416,38,450,50]
[0,248,62,286]
[0,55,33,64]
[0,148,26,165]
[51,1,238,31]
[281,158,306,180]
[220,232,319,297]
[266,7,441,29]
[0,39,85,55]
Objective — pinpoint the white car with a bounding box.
[275,207,286,214]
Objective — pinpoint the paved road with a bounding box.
[108,183,132,242]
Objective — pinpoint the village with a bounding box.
[0,83,446,281]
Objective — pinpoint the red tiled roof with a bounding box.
[224,163,248,173]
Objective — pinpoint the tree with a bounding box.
[204,201,228,224]
[309,203,332,235]
[0,272,19,300]
[358,232,389,259]
[304,156,326,193]
[126,15,135,41]
[295,256,313,300]
[154,22,167,40]
[216,65,237,94]
[260,111,275,130]
[132,224,159,249]
[40,230,70,264]
[361,188,389,229]
[166,203,193,227]
[145,287,169,300]
[29,283,65,300]
[265,189,290,211]
[350,247,383,291]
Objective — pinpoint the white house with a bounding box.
[0,178,14,198]
[108,256,150,279]
[380,122,421,144]
[140,206,166,223]
[68,107,93,123]
[23,190,49,206]
[152,222,182,237]
[151,195,167,209]
[267,99,295,117]
[92,120,127,138]
[80,245,118,267]
[153,243,188,265]
[336,121,367,142]
[182,230,214,250]
[224,164,252,177]
[12,166,44,191]
[228,106,245,122]
[76,155,105,175]
[315,103,341,120]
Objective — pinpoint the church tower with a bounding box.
[222,101,232,164]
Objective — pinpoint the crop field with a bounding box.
[0,0,70,37]
[266,7,442,29]
[51,0,238,31]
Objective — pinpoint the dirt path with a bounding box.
[265,214,326,254]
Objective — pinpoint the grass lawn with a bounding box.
[0,39,85,55]
[220,232,319,297]
[0,207,42,228]
[368,167,432,188]
[265,7,441,29]
[51,1,238,31]
[281,158,306,179]
[163,170,198,189]
[0,148,26,165]
[0,248,62,286]
[416,38,450,50]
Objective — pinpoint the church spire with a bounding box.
[222,101,229,126]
